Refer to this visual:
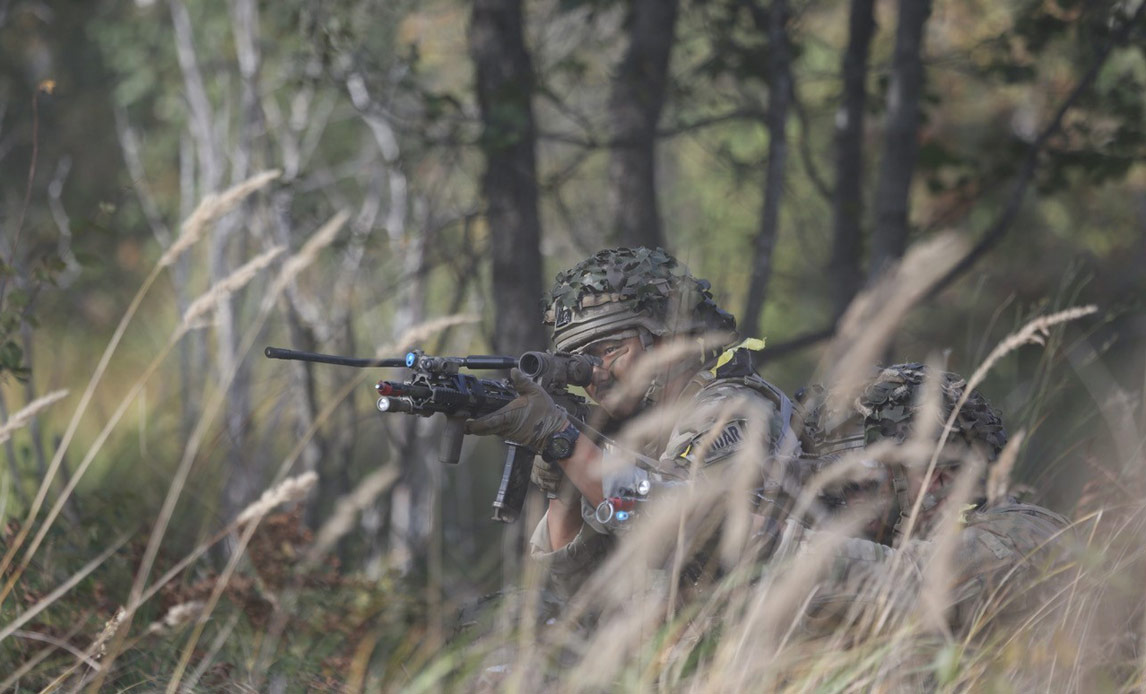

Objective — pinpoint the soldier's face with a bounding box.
[582,335,647,417]
[845,439,986,540]
[904,439,988,505]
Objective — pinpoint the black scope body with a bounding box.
[517,351,598,387]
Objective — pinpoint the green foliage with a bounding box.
[690,0,800,88]
[0,251,68,381]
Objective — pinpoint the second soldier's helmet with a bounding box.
[855,362,1008,462]
[803,363,1008,526]
[542,247,736,353]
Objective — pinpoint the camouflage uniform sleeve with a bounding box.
[530,502,615,601]
[792,504,1068,635]
[791,530,926,635]
[945,503,1070,629]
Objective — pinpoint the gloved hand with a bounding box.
[530,457,565,495]
[466,369,570,452]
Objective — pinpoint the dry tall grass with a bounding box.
[0,205,1140,692]
[412,250,1134,693]
[0,170,282,604]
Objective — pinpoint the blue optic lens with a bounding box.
[615,511,629,522]
[405,352,417,368]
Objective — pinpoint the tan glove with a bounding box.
[466,369,570,452]
[530,457,565,495]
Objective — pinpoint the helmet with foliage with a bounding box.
[802,363,1008,535]
[542,247,736,354]
[856,363,1007,462]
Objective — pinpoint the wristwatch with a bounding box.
[541,422,580,463]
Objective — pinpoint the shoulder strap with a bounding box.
[703,347,801,456]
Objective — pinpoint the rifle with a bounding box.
[263,345,598,523]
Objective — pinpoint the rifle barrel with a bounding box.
[263,346,407,368]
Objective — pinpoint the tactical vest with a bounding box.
[690,346,803,457]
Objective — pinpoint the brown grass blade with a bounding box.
[0,390,68,446]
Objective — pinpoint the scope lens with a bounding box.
[405,352,417,368]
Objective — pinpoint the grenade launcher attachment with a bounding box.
[263,345,597,523]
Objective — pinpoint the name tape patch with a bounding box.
[678,420,746,463]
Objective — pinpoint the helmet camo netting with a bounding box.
[542,247,736,353]
[856,363,1008,461]
[801,363,1008,462]
[803,364,1008,522]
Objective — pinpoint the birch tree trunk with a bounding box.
[217,0,265,522]
[828,0,876,319]
[607,0,679,250]
[169,3,217,441]
[741,0,792,340]
[341,71,437,577]
[869,0,931,281]
[113,106,200,442]
[178,134,204,443]
[170,0,270,524]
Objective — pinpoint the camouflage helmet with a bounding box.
[542,247,736,353]
[855,363,1008,461]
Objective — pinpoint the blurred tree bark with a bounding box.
[607,0,679,250]
[470,0,546,584]
[742,0,792,339]
[469,0,546,355]
[828,0,875,320]
[868,0,931,281]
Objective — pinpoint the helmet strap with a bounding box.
[637,328,664,409]
[635,328,708,410]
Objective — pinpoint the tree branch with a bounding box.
[756,325,837,362]
[536,108,767,149]
[113,106,173,248]
[46,156,80,285]
[790,82,833,203]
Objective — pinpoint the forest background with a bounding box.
[0,0,1143,688]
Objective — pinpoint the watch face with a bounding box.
[548,436,574,460]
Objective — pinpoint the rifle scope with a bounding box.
[518,351,598,387]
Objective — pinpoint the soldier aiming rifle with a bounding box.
[462,247,804,599]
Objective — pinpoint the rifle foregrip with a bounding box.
[439,417,465,465]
